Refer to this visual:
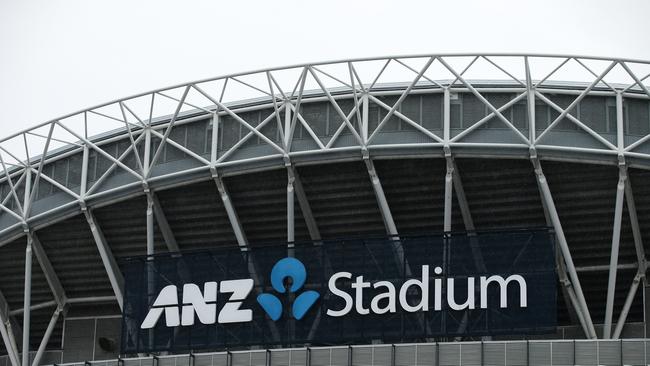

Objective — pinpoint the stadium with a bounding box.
[0,53,650,365]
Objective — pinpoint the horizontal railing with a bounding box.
[30,339,650,366]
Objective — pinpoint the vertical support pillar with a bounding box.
[443,149,453,233]
[531,153,597,338]
[443,88,450,143]
[22,235,33,366]
[604,162,627,338]
[525,56,536,142]
[146,190,155,256]
[0,291,20,366]
[286,161,295,246]
[361,94,369,144]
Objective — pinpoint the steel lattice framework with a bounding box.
[1,54,650,366]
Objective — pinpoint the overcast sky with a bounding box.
[1,0,649,139]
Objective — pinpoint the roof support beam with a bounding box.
[604,162,627,338]
[150,192,180,252]
[29,232,67,308]
[30,306,62,366]
[0,290,20,366]
[213,174,248,249]
[612,171,647,339]
[531,153,597,339]
[22,236,33,366]
[288,165,321,242]
[145,190,155,256]
[363,153,398,238]
[83,208,124,310]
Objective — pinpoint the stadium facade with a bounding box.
[0,54,650,365]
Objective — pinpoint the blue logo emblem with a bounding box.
[257,257,320,321]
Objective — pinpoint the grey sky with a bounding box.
[1,0,649,138]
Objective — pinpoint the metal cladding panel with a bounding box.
[373,159,462,234]
[455,159,546,231]
[193,353,228,366]
[504,342,527,366]
[351,346,372,366]
[438,343,461,366]
[93,196,167,259]
[154,180,237,251]
[483,342,506,366]
[598,340,622,366]
[394,345,416,366]
[225,169,310,244]
[296,161,386,238]
[527,342,550,366]
[622,339,646,365]
[574,340,598,365]
[459,343,482,366]
[549,341,573,366]
[36,214,113,299]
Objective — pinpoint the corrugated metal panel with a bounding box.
[351,346,372,366]
[550,341,573,366]
[331,347,349,366]
[459,342,481,366]
[394,344,415,366]
[416,344,436,366]
[504,342,526,366]
[575,340,597,365]
[483,342,505,366]
[297,162,385,238]
[622,339,646,365]
[289,349,307,366]
[155,180,237,251]
[598,340,621,366]
[308,348,330,366]
[438,343,461,366]
[528,342,550,366]
[270,350,289,366]
[371,345,392,366]
[193,353,228,366]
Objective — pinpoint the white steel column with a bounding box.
[443,149,453,233]
[22,236,33,366]
[213,174,248,249]
[363,152,398,238]
[612,173,647,339]
[0,290,20,366]
[286,161,295,245]
[531,153,597,339]
[145,190,155,256]
[30,306,61,366]
[151,193,180,252]
[29,233,67,308]
[83,208,124,310]
[604,162,627,338]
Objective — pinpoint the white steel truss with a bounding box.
[0,54,649,356]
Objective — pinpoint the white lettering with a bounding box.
[480,275,527,309]
[327,272,353,317]
[370,281,396,314]
[218,279,254,323]
[398,265,429,312]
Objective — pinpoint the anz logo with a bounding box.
[140,257,318,329]
[257,257,320,321]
